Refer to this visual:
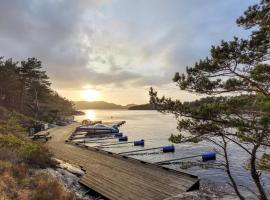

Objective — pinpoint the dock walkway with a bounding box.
[46,123,199,200]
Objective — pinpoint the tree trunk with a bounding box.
[222,137,245,200]
[19,85,25,113]
[34,87,39,119]
[250,144,268,200]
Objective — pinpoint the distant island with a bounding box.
[128,104,155,110]
[74,101,155,110]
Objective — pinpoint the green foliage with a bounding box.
[245,153,270,172]
[169,133,201,143]
[262,153,270,160]
[169,134,184,143]
[150,0,270,146]
[150,1,270,199]
[0,134,54,168]
[0,109,54,168]
[0,57,75,121]
[170,0,270,96]
[0,105,36,134]
[0,116,26,135]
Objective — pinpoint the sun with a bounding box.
[81,89,99,101]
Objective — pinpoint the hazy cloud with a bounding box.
[0,0,256,102]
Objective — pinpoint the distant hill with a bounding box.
[74,101,155,110]
[124,104,137,109]
[74,101,124,109]
[128,104,156,110]
[74,101,138,110]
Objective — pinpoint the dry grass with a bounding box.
[0,161,76,200]
[0,107,76,199]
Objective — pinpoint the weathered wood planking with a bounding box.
[46,123,199,200]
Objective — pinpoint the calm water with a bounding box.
[75,109,270,196]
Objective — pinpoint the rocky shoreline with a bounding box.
[49,159,241,200]
[47,159,106,200]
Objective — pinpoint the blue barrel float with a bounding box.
[112,129,119,133]
[154,150,217,165]
[110,126,119,133]
[134,139,144,146]
[202,151,216,162]
[114,132,123,137]
[118,136,128,142]
[162,145,175,153]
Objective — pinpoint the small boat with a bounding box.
[71,121,125,140]
[76,123,119,134]
[81,120,102,126]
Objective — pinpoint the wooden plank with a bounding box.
[69,146,195,193]
[46,123,199,200]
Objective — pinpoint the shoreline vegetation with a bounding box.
[0,106,77,199]
[0,57,93,199]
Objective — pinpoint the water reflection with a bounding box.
[74,110,270,196]
[85,110,96,121]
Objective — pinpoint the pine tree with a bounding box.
[150,1,270,199]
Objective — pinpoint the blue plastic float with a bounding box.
[114,132,123,137]
[162,145,175,153]
[112,129,119,133]
[118,136,128,142]
[155,151,217,165]
[201,151,216,162]
[133,139,144,146]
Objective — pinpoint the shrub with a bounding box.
[30,173,76,200]
[0,115,26,135]
[0,134,56,168]
[22,144,56,169]
[0,161,76,200]
[0,106,35,132]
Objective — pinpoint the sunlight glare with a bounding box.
[81,89,99,101]
[86,110,96,121]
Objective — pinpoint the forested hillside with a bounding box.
[0,57,78,199]
[0,57,75,122]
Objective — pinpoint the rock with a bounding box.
[45,168,94,200]
[164,191,238,200]
[53,158,85,176]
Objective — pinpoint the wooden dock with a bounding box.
[46,123,199,200]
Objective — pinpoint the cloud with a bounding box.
[0,0,257,103]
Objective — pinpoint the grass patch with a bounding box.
[0,134,56,168]
[0,160,76,200]
[0,110,55,168]
[0,106,73,199]
[0,106,35,132]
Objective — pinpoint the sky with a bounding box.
[0,0,257,105]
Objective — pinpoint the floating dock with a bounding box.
[46,123,199,200]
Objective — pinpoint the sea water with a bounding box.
[75,109,270,196]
